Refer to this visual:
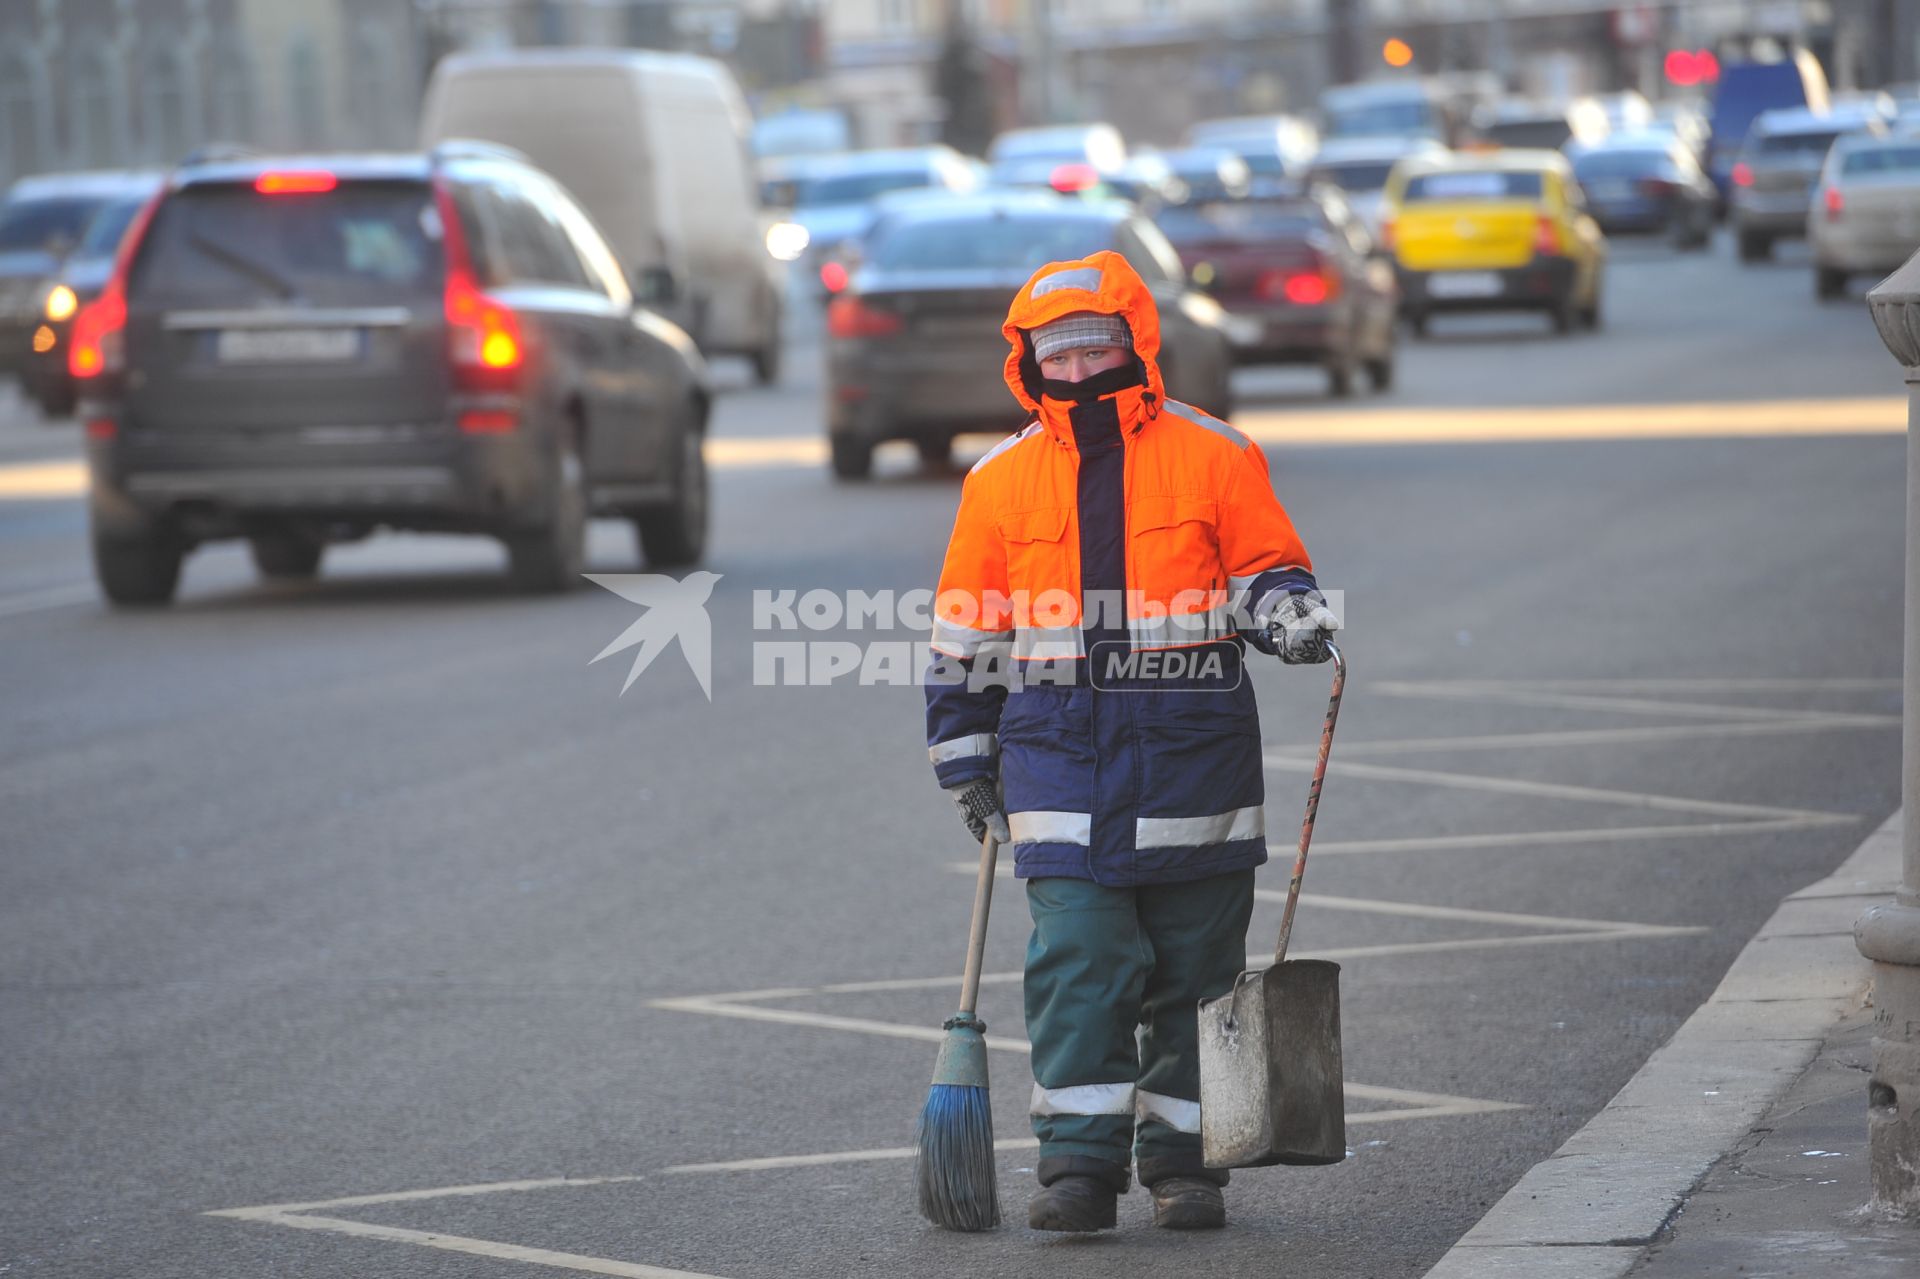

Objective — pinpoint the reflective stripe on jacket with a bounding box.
[924,251,1319,887]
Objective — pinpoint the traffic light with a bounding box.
[1664,49,1720,87]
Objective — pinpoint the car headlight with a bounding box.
[765,222,810,262]
[43,284,78,322]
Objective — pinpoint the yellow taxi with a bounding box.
[1381,149,1607,336]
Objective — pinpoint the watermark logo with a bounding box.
[586,571,721,699]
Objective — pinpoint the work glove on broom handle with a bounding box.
[1261,590,1343,665]
[946,778,1011,847]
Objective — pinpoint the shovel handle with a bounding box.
[1273,643,1345,967]
[957,827,999,1017]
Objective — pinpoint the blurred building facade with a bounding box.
[1,0,1907,189]
[0,0,423,187]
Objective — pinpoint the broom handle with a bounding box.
[958,828,999,1017]
[1273,643,1345,967]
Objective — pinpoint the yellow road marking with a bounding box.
[4,396,1900,500]
[0,459,86,499]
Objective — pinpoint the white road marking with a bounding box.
[661,1090,1526,1177]
[0,581,94,618]
[1263,753,1855,825]
[1303,816,1841,856]
[208,1174,651,1217]
[210,1210,727,1279]
[1371,682,1887,724]
[1323,715,1899,757]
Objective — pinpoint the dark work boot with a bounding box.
[1138,1154,1228,1230]
[1028,1155,1128,1232]
[1148,1176,1226,1229]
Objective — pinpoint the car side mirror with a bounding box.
[632,265,678,306]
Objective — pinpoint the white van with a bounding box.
[421,48,784,382]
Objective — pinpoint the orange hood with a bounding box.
[1001,250,1166,437]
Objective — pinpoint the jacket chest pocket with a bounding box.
[1129,494,1221,603]
[995,506,1074,606]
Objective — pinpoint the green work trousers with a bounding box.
[1024,869,1255,1184]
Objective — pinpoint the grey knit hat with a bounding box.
[1029,311,1132,362]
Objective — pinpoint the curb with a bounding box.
[1420,811,1903,1279]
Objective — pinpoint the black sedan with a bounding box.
[823,192,1236,480]
[1154,189,1398,396]
[0,170,162,389]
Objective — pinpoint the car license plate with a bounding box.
[215,327,361,363]
[1427,271,1502,299]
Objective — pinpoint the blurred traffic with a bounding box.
[0,8,1913,608]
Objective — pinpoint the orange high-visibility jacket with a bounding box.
[925,251,1321,886]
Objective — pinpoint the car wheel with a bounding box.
[1737,230,1772,263]
[915,434,954,469]
[1816,267,1847,301]
[506,421,588,592]
[1550,291,1576,334]
[248,528,324,580]
[93,521,184,608]
[751,313,782,386]
[634,407,709,568]
[830,433,874,481]
[34,385,76,420]
[1325,356,1353,398]
[1365,353,1394,392]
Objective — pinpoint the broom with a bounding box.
[914,826,1002,1231]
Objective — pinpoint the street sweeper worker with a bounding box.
[923,250,1341,1233]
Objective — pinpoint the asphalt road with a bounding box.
[1,231,1907,1279]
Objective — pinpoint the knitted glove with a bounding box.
[946,778,1011,845]
[1260,591,1342,665]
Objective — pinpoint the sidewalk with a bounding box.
[1423,812,1914,1278]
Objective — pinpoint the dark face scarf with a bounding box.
[1037,356,1147,403]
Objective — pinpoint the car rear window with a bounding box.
[1572,150,1674,178]
[131,180,443,304]
[1308,161,1397,191]
[799,170,933,206]
[76,196,148,257]
[1754,129,1842,157]
[1481,120,1572,149]
[1403,170,1545,201]
[868,215,1114,271]
[1842,145,1920,175]
[1158,200,1321,245]
[0,195,103,252]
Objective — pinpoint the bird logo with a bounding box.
[586,571,722,699]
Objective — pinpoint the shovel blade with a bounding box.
[1197,959,1345,1168]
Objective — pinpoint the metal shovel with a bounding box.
[1198,643,1347,1168]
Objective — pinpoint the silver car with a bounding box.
[1732,105,1885,261]
[1811,132,1920,299]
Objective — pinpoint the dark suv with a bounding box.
[76,144,711,606]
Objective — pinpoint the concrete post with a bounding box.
[1861,250,1920,1213]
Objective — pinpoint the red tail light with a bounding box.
[1533,215,1561,257]
[255,171,338,195]
[433,178,524,389]
[444,270,523,370]
[1377,219,1396,251]
[1258,264,1341,305]
[826,295,904,339]
[1050,163,1100,193]
[820,260,849,294]
[1823,186,1845,221]
[1731,162,1754,188]
[68,190,163,380]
